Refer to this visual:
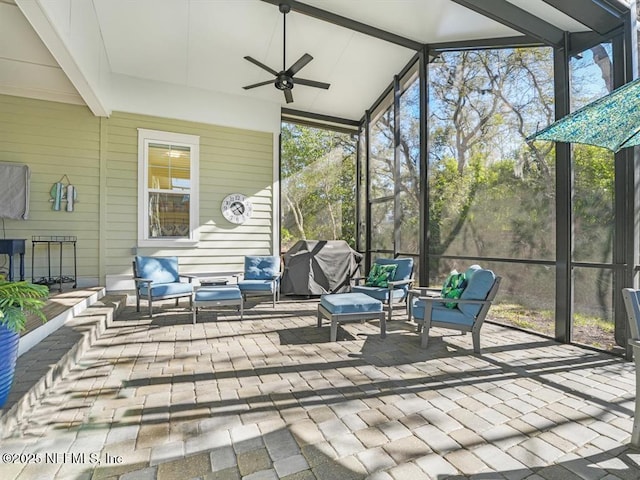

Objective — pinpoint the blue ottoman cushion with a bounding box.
[195,286,242,302]
[320,293,383,315]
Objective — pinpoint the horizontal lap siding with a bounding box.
[1,95,275,286]
[0,95,100,284]
[104,112,274,278]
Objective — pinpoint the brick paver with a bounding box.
[1,296,640,479]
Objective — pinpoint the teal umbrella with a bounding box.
[527,77,640,153]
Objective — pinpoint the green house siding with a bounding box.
[0,95,275,287]
[0,95,100,284]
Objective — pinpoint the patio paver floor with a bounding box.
[1,297,639,479]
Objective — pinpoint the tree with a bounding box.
[280,123,356,250]
[427,48,556,268]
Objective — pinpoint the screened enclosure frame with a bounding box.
[279,0,640,356]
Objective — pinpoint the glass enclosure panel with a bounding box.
[428,48,555,260]
[280,122,356,251]
[570,44,614,263]
[398,191,419,254]
[573,266,617,353]
[369,106,395,199]
[148,193,190,238]
[370,200,394,252]
[398,75,420,254]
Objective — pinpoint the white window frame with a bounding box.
[137,128,200,247]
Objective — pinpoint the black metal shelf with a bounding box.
[31,236,77,292]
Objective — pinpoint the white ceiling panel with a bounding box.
[298,0,522,43]
[94,0,191,85]
[5,0,632,124]
[0,3,58,66]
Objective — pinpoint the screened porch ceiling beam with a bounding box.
[541,0,625,36]
[260,0,423,51]
[450,0,565,46]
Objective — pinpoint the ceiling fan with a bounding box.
[242,3,330,103]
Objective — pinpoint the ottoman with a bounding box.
[193,286,243,324]
[317,292,386,342]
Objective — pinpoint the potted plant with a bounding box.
[0,278,49,408]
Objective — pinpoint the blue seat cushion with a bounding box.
[136,256,180,283]
[459,268,496,317]
[320,293,383,314]
[352,285,407,302]
[195,286,242,301]
[412,299,475,327]
[238,279,276,292]
[244,256,279,280]
[140,281,193,297]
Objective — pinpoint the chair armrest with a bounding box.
[388,278,413,288]
[410,287,441,297]
[179,274,197,283]
[133,277,153,286]
[417,296,489,305]
[351,276,366,286]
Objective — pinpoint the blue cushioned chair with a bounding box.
[237,256,281,307]
[352,257,414,321]
[410,265,501,353]
[133,256,195,317]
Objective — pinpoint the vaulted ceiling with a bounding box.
[0,0,632,128]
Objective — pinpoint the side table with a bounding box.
[0,239,26,281]
[200,277,230,287]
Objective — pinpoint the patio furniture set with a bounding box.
[132,254,501,351]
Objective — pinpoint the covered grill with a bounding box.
[281,240,362,296]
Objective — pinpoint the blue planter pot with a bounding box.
[0,324,20,408]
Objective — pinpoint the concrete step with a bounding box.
[0,290,127,438]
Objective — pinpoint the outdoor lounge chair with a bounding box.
[133,255,195,317]
[351,257,414,321]
[410,265,501,353]
[621,288,640,447]
[236,255,281,307]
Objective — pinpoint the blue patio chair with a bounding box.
[236,255,281,307]
[410,265,500,353]
[352,257,414,321]
[622,288,640,447]
[133,255,195,317]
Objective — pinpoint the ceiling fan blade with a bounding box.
[243,80,275,90]
[294,78,331,90]
[285,53,313,76]
[244,56,278,76]
[284,88,294,104]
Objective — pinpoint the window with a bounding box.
[138,129,199,246]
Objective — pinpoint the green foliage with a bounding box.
[281,122,357,250]
[0,280,49,334]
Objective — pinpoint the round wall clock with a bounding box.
[221,193,253,224]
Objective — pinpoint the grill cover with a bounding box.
[281,240,363,296]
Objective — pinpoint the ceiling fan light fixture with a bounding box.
[241,2,330,103]
[275,75,294,90]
